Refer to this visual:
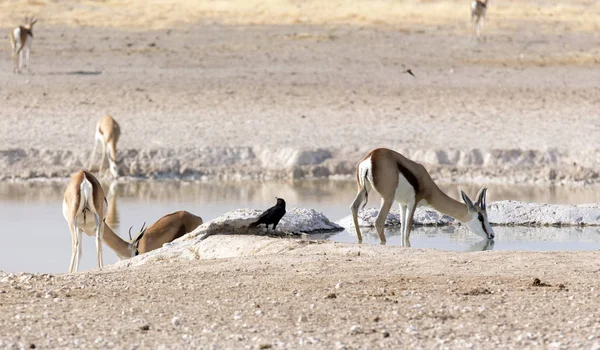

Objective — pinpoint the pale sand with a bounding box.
[0,0,599,183]
[1,236,599,349]
[1,1,600,348]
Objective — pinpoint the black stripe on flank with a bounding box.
[397,162,420,192]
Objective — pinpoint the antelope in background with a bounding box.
[471,0,489,39]
[350,148,494,246]
[62,170,106,273]
[10,17,37,74]
[89,115,121,178]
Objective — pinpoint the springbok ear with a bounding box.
[461,190,476,211]
[476,187,488,210]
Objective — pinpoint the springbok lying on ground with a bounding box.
[10,17,37,74]
[89,115,121,178]
[471,0,489,39]
[62,170,106,273]
[350,148,494,245]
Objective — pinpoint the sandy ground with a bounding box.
[1,236,600,349]
[0,0,599,183]
[1,1,600,348]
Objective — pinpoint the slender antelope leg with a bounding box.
[68,221,78,273]
[89,137,99,170]
[25,48,30,73]
[375,196,394,245]
[12,49,18,73]
[399,204,407,245]
[19,50,24,72]
[75,229,83,272]
[481,17,485,37]
[94,213,103,268]
[99,220,105,268]
[99,141,107,174]
[350,189,367,244]
[404,200,417,241]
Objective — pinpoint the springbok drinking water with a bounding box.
[89,115,121,178]
[350,148,495,245]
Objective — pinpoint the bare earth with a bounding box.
[0,0,599,183]
[1,236,600,349]
[1,1,600,348]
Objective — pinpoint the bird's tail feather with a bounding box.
[249,221,259,228]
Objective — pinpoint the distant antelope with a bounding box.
[102,211,202,259]
[471,0,488,39]
[350,148,494,245]
[10,17,37,74]
[62,170,107,273]
[89,115,121,178]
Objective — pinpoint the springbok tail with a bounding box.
[80,174,94,208]
[357,163,371,210]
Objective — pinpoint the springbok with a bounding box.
[350,148,494,245]
[471,0,488,39]
[10,17,37,74]
[126,211,203,255]
[89,115,121,178]
[62,170,107,273]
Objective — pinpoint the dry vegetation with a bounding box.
[1,0,599,32]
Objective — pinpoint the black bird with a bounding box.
[249,197,286,230]
[405,69,415,78]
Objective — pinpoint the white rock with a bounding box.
[337,207,456,228]
[488,200,600,226]
[171,316,181,327]
[338,200,600,227]
[112,207,342,268]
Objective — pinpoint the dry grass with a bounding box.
[0,0,598,31]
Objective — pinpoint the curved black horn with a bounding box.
[128,225,134,240]
[479,188,488,210]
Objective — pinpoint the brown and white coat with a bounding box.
[10,17,37,74]
[89,115,121,178]
[471,0,489,39]
[350,148,494,245]
[62,170,107,273]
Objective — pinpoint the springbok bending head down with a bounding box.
[10,17,37,74]
[89,115,121,178]
[350,148,494,245]
[101,211,204,259]
[62,170,107,273]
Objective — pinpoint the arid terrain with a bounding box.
[2,236,600,349]
[0,0,599,183]
[1,0,599,348]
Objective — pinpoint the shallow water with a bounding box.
[1,179,600,273]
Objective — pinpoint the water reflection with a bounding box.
[327,225,600,252]
[1,179,600,273]
[2,179,600,205]
[105,181,120,229]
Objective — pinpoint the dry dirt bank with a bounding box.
[1,236,599,349]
